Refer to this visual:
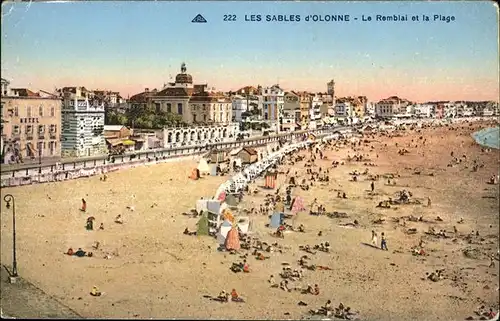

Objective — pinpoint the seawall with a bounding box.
[0,129,336,188]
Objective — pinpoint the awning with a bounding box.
[122,139,136,146]
[106,138,122,147]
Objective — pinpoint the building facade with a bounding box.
[232,95,248,122]
[162,123,238,147]
[375,96,410,118]
[261,85,284,132]
[1,83,62,163]
[60,87,107,157]
[189,90,232,124]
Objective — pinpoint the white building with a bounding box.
[365,102,376,116]
[335,101,353,118]
[413,104,434,118]
[261,85,284,132]
[375,97,409,118]
[281,110,297,132]
[1,78,11,96]
[456,103,473,117]
[61,87,107,157]
[443,102,457,118]
[232,95,248,122]
[309,95,322,129]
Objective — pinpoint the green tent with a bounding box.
[196,212,209,236]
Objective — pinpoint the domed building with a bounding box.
[128,63,237,148]
[174,63,193,86]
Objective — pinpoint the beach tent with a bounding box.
[270,212,284,228]
[207,200,222,214]
[224,227,241,251]
[196,212,209,236]
[218,191,226,201]
[237,217,251,234]
[225,194,239,207]
[291,196,306,214]
[196,199,209,214]
[265,171,278,189]
[210,164,218,176]
[220,220,233,238]
[197,158,210,174]
[216,232,226,246]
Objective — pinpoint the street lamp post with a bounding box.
[3,194,18,279]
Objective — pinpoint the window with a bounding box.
[13,125,20,135]
[167,103,172,113]
[50,124,57,133]
[27,106,32,118]
[38,125,45,133]
[26,125,33,134]
[39,105,44,117]
[177,103,183,114]
[14,106,18,116]
[50,106,55,117]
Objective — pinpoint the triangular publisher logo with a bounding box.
[192,14,207,23]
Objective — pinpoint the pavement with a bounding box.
[0,265,81,319]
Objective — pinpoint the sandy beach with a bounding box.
[1,121,499,320]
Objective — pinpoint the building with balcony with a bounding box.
[60,86,107,157]
[1,80,62,163]
[189,90,232,124]
[309,94,323,129]
[261,85,284,132]
[413,104,434,118]
[129,63,233,125]
[375,96,410,118]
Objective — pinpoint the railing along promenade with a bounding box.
[0,128,338,188]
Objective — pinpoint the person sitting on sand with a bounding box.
[217,291,229,302]
[114,214,124,224]
[297,224,305,233]
[90,286,102,297]
[323,300,332,311]
[75,248,86,257]
[280,280,291,292]
[242,261,250,273]
[66,247,74,256]
[313,284,320,295]
[86,217,94,230]
[99,223,104,230]
[268,275,276,286]
[342,192,347,199]
[231,289,244,302]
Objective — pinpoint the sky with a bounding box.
[1,1,499,102]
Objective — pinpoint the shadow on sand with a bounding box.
[360,242,380,250]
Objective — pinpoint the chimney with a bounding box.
[145,88,149,93]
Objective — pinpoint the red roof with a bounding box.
[155,87,193,97]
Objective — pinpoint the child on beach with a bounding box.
[81,198,87,212]
[381,232,388,251]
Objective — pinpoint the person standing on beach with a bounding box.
[381,232,388,251]
[427,197,432,207]
[371,230,378,247]
[370,181,375,193]
[81,198,87,212]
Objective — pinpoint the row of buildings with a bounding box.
[1,64,498,163]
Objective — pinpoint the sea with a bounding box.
[472,127,500,149]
